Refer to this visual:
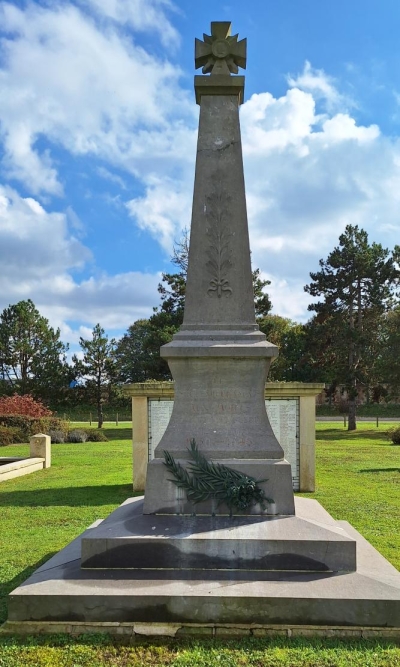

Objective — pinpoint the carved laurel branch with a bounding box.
[205,187,233,298]
[163,439,273,515]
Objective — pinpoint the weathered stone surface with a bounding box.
[80,497,355,572]
[0,457,44,482]
[127,381,324,493]
[144,23,285,514]
[30,434,51,468]
[150,358,282,462]
[3,621,400,639]
[5,22,400,640]
[6,498,400,629]
[143,458,294,515]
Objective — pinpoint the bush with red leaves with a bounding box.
[0,394,53,418]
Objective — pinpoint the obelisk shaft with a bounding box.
[183,93,255,329]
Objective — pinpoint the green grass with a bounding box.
[317,404,400,417]
[312,422,400,569]
[0,635,399,667]
[0,423,134,626]
[0,422,399,666]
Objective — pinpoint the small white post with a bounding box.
[30,434,51,469]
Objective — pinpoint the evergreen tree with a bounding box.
[376,306,400,399]
[304,225,399,429]
[73,324,116,428]
[0,299,70,401]
[258,315,306,381]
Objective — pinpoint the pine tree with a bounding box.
[0,299,70,401]
[73,324,116,428]
[305,225,399,429]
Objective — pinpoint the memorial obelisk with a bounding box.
[143,22,295,515]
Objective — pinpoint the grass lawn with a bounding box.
[311,422,400,569]
[0,421,399,666]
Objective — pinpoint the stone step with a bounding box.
[7,499,400,630]
[80,497,356,572]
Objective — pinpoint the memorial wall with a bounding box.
[149,398,299,489]
[125,381,323,493]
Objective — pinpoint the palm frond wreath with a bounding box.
[164,439,273,514]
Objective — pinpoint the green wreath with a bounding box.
[164,439,273,515]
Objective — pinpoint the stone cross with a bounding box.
[195,21,247,75]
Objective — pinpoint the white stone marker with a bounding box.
[30,434,51,469]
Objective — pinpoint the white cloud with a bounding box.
[126,173,194,253]
[0,184,161,340]
[0,184,90,278]
[262,274,314,321]
[1,0,400,330]
[287,60,352,112]
[97,166,127,190]
[125,74,400,320]
[0,0,193,195]
[82,0,180,47]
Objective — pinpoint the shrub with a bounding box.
[0,415,33,437]
[388,427,400,445]
[0,426,25,446]
[0,394,52,418]
[49,429,65,444]
[84,429,108,442]
[0,415,69,440]
[67,429,88,443]
[34,417,69,438]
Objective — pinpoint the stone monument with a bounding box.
[143,20,294,517]
[4,22,400,637]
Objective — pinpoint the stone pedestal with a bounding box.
[144,458,294,515]
[154,352,281,461]
[5,497,400,635]
[81,497,355,572]
[30,434,51,469]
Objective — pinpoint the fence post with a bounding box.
[90,412,92,426]
[376,416,379,428]
[344,415,347,428]
[116,412,119,426]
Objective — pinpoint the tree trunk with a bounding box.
[347,289,357,431]
[97,391,104,428]
[97,401,104,429]
[348,398,357,431]
[97,375,103,429]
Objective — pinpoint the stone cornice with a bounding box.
[124,381,325,398]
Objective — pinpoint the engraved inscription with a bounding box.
[205,185,233,298]
[149,398,299,486]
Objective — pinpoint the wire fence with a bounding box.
[54,412,132,424]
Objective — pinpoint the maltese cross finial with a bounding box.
[195,21,247,76]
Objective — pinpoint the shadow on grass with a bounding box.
[102,428,131,441]
[0,484,135,507]
[0,554,56,625]
[316,429,391,442]
[359,468,400,473]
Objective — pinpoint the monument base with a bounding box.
[5,497,400,635]
[80,497,355,572]
[143,458,295,515]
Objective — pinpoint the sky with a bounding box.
[1,0,400,355]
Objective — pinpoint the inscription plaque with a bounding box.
[148,398,299,490]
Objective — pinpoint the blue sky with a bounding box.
[1,0,400,354]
